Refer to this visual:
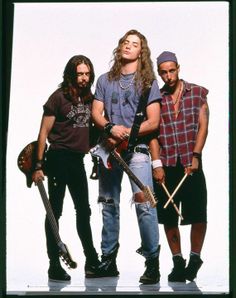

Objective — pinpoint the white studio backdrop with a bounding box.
[7,2,229,292]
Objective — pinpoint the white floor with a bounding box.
[7,273,229,296]
[6,156,229,296]
[6,237,229,295]
[6,252,229,295]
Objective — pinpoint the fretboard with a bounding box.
[37,180,62,244]
[111,150,145,190]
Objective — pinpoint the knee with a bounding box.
[98,196,115,205]
[77,205,92,218]
[134,192,147,204]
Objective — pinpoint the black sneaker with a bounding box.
[185,255,203,281]
[48,263,71,282]
[139,256,160,284]
[168,256,186,282]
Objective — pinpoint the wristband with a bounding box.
[152,159,163,169]
[192,152,202,160]
[104,122,115,136]
[34,160,43,171]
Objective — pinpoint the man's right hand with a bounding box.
[153,167,165,185]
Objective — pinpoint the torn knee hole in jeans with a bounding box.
[133,192,148,204]
[98,196,115,205]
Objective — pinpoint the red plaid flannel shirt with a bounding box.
[158,80,208,167]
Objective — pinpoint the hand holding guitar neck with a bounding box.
[17,141,77,269]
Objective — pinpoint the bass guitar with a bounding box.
[17,141,77,269]
[90,140,157,208]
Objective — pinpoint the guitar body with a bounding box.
[17,141,46,188]
[90,141,157,207]
[17,141,77,269]
[90,139,128,169]
[90,143,111,169]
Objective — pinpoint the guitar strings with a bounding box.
[37,181,61,244]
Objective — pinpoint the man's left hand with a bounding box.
[185,157,199,175]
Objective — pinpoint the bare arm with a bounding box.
[139,102,161,136]
[32,115,55,183]
[185,102,210,174]
[149,137,165,184]
[193,102,209,153]
[92,99,130,145]
[91,99,107,130]
[149,137,161,161]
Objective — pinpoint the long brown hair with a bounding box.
[108,29,156,92]
[59,55,95,104]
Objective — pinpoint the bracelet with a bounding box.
[192,152,202,160]
[34,160,43,171]
[152,159,163,169]
[104,122,115,136]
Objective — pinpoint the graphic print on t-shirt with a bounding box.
[66,103,90,128]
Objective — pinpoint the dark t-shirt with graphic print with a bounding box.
[43,88,92,153]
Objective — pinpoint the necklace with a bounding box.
[172,82,183,105]
[119,73,136,90]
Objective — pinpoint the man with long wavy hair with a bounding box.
[32,55,101,282]
[92,29,162,284]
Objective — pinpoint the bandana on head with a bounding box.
[156,51,178,66]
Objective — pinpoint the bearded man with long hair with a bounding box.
[32,55,102,282]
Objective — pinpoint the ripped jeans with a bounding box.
[98,145,160,259]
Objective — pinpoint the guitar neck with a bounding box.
[110,150,145,191]
[37,180,62,244]
[37,180,77,269]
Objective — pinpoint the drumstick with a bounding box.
[164,173,188,209]
[161,183,184,220]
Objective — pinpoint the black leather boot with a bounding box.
[168,255,186,282]
[139,255,160,284]
[185,254,203,281]
[99,243,120,277]
[84,253,102,278]
[48,260,71,282]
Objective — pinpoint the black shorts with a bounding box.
[154,159,207,226]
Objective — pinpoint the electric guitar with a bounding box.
[17,141,77,269]
[90,141,157,208]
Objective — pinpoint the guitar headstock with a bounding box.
[143,186,158,208]
[59,243,77,269]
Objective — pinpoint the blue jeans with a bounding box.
[98,145,159,259]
